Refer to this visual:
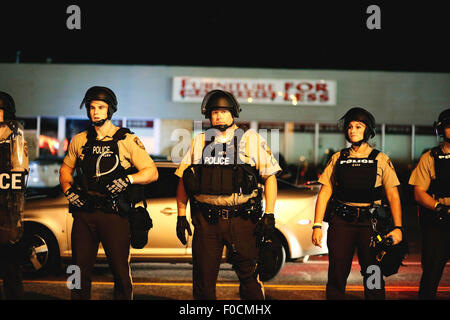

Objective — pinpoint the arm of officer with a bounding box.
[312,184,333,248]
[385,186,403,245]
[176,178,189,217]
[264,175,277,213]
[128,165,158,185]
[413,185,439,210]
[59,163,75,194]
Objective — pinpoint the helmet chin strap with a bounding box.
[351,139,365,147]
[212,120,235,132]
[90,117,108,127]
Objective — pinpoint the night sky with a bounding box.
[1,1,448,72]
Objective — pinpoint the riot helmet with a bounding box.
[201,90,241,132]
[80,86,118,126]
[339,107,376,145]
[0,91,16,121]
[433,108,450,142]
[201,90,241,118]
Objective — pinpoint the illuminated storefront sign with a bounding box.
[172,76,337,106]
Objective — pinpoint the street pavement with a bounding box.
[2,204,450,302]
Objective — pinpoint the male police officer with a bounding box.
[59,86,158,299]
[409,108,450,299]
[175,89,281,300]
[0,91,28,299]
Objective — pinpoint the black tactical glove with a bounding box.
[64,187,87,208]
[435,203,450,222]
[254,213,276,244]
[176,216,192,245]
[105,174,131,196]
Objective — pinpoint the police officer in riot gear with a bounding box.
[175,89,281,300]
[312,107,403,300]
[0,91,28,299]
[59,86,158,299]
[409,108,450,299]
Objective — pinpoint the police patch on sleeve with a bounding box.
[134,137,146,150]
[261,140,272,156]
[388,159,395,169]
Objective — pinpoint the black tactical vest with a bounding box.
[334,148,383,203]
[77,127,144,203]
[183,132,260,196]
[429,146,450,198]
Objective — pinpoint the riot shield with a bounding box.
[0,120,28,244]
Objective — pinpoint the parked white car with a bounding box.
[22,161,328,281]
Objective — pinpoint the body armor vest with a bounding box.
[183,132,260,196]
[77,127,144,203]
[334,148,383,203]
[429,146,450,198]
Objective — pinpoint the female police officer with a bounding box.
[59,86,158,299]
[409,108,450,299]
[312,107,403,300]
[175,89,281,300]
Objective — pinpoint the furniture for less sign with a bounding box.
[172,76,336,106]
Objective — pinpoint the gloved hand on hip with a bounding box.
[64,187,88,208]
[176,216,192,245]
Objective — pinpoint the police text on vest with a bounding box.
[0,172,26,190]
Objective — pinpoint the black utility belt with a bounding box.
[334,202,377,221]
[70,194,131,217]
[192,198,262,222]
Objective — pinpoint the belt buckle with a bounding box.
[222,209,229,219]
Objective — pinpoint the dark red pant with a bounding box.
[326,214,385,300]
[70,210,132,300]
[191,211,264,300]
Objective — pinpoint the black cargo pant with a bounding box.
[70,209,132,300]
[191,210,264,300]
[326,214,385,300]
[0,243,24,300]
[419,221,450,300]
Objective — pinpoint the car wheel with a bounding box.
[21,224,60,277]
[258,232,286,282]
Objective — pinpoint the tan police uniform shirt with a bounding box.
[175,127,282,206]
[408,147,450,206]
[318,142,400,207]
[63,121,155,171]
